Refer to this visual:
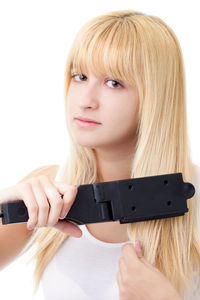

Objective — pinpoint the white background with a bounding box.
[0,0,200,299]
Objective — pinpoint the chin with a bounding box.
[74,139,98,149]
[72,134,99,147]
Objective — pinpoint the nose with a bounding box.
[79,80,100,110]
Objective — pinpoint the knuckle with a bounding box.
[66,185,77,197]
[73,187,78,196]
[45,186,60,200]
[65,192,76,203]
[29,204,38,213]
[50,197,62,208]
[18,181,31,191]
[55,196,63,205]
[43,184,63,204]
[37,174,48,181]
[70,185,78,192]
[17,181,26,189]
[28,177,39,185]
[40,203,49,211]
[14,183,26,198]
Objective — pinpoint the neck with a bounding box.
[94,137,136,183]
[87,137,137,243]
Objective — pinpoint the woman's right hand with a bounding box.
[0,175,82,238]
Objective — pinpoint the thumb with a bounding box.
[134,240,143,258]
[53,220,82,238]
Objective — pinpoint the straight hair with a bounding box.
[20,10,200,298]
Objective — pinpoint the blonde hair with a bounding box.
[20,9,200,298]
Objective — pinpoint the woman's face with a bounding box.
[67,68,139,150]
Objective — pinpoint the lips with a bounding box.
[75,117,101,124]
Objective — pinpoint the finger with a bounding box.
[118,257,128,282]
[134,240,143,258]
[53,181,78,218]
[122,242,148,269]
[53,220,82,238]
[133,241,155,269]
[122,242,157,272]
[38,176,63,225]
[122,243,139,263]
[16,182,39,229]
[30,177,50,227]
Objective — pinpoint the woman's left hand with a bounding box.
[116,240,183,300]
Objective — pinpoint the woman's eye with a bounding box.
[71,74,86,81]
[71,74,122,89]
[106,80,122,89]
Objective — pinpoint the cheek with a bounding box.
[66,96,77,120]
[105,103,138,132]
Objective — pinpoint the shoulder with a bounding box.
[18,164,60,183]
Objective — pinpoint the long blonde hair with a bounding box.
[20,9,200,298]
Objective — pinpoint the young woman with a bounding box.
[0,9,200,300]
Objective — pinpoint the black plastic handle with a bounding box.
[0,172,195,225]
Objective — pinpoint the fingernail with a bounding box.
[27,225,34,230]
[60,211,66,219]
[136,240,141,249]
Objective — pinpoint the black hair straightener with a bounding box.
[0,172,195,226]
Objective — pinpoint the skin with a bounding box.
[118,241,183,300]
[67,68,139,243]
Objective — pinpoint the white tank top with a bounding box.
[41,164,200,300]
